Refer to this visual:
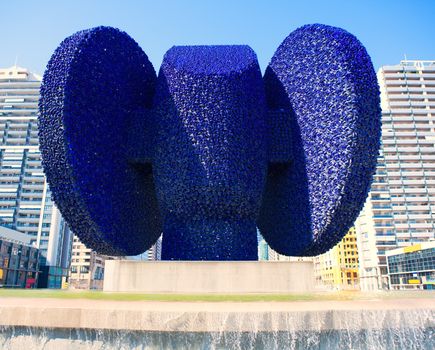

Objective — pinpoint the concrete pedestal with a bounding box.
[103,260,314,293]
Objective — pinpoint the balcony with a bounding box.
[25,160,41,166]
[21,185,43,192]
[16,217,40,224]
[409,222,433,229]
[0,199,16,206]
[0,168,21,175]
[411,232,433,238]
[1,108,38,115]
[403,197,430,203]
[375,235,397,241]
[373,214,393,219]
[371,188,389,193]
[404,188,427,194]
[374,223,394,228]
[23,176,44,183]
[420,155,435,161]
[371,197,390,202]
[5,138,26,145]
[19,201,41,209]
[403,178,424,185]
[20,192,43,199]
[7,130,28,137]
[18,207,40,214]
[15,225,38,232]
[389,101,411,108]
[0,175,20,182]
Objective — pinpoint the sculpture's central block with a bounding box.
[153,45,267,217]
[149,46,267,259]
[38,24,381,261]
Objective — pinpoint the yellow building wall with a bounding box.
[315,228,359,290]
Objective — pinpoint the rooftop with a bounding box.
[400,60,435,68]
[0,66,41,82]
[0,225,35,247]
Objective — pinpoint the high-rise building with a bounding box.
[313,228,359,290]
[356,60,435,291]
[258,238,269,261]
[0,65,73,287]
[149,236,162,260]
[128,236,163,261]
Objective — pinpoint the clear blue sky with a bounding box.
[2,0,435,76]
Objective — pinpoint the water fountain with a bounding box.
[0,297,433,349]
[1,23,433,349]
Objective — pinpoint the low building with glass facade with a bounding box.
[0,225,39,288]
[386,241,435,290]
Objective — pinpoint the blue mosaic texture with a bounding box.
[258,24,381,256]
[153,46,267,260]
[38,27,162,256]
[38,24,380,260]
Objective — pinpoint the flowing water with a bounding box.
[0,325,433,349]
[1,304,434,349]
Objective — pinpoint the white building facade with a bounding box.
[356,60,435,291]
[0,66,72,278]
[69,235,114,290]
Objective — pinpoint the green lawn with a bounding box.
[0,289,432,302]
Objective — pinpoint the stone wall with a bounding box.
[103,261,315,293]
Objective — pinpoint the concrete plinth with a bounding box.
[103,261,314,293]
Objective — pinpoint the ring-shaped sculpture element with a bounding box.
[258,24,381,256]
[38,26,162,256]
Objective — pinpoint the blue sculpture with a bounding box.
[38,24,381,260]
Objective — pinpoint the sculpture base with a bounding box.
[103,260,314,293]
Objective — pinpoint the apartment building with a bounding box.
[313,228,359,290]
[356,60,435,290]
[0,65,72,286]
[128,236,163,261]
[69,235,112,290]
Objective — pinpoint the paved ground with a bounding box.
[1,296,434,312]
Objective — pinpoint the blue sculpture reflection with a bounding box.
[38,24,381,260]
